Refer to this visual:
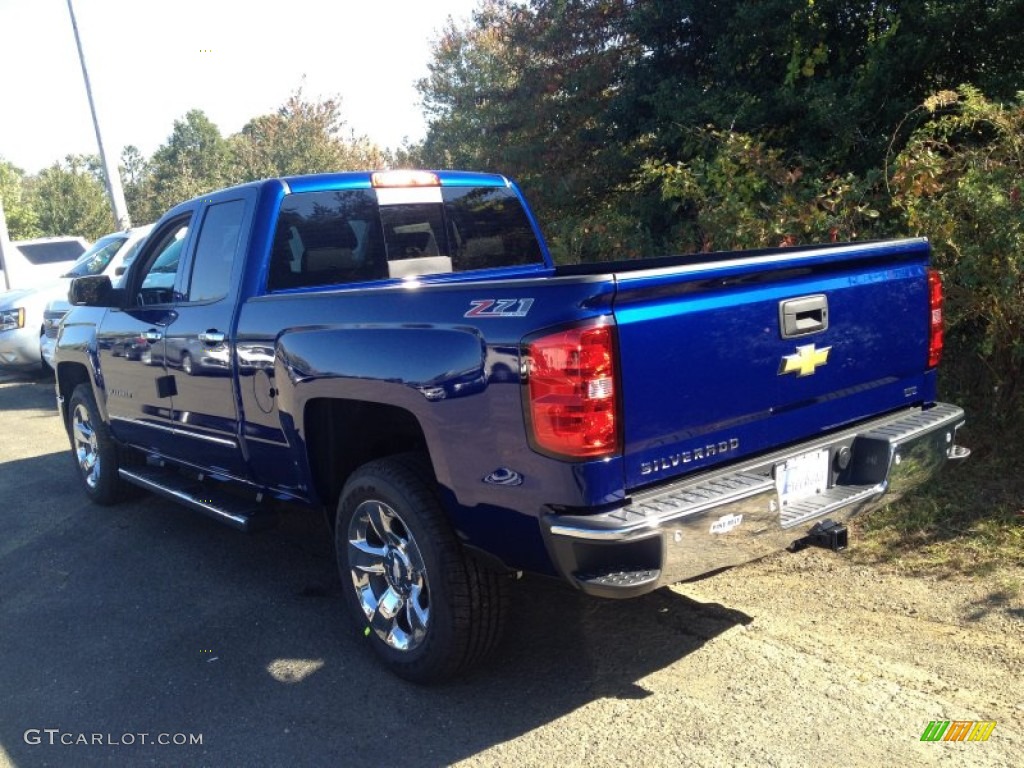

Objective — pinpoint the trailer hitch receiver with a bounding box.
[790,519,848,552]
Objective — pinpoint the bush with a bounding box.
[639,129,894,253]
[890,86,1024,423]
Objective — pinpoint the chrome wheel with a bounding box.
[347,499,430,651]
[72,402,100,489]
[337,455,508,682]
[181,353,193,375]
[67,382,129,505]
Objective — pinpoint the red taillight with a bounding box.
[525,323,619,459]
[928,268,944,368]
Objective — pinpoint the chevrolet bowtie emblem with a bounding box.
[779,344,831,377]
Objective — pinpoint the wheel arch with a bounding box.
[56,361,95,428]
[303,397,431,524]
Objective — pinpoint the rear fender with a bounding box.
[275,324,488,496]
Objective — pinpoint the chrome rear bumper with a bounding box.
[542,403,968,598]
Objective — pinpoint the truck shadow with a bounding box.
[0,454,751,767]
[0,373,57,413]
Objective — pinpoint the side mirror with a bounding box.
[114,266,126,277]
[69,275,119,307]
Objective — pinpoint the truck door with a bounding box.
[158,196,252,478]
[97,215,194,455]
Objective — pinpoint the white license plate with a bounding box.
[775,449,830,506]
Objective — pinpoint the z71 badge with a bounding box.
[465,298,535,318]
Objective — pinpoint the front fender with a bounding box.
[54,307,108,423]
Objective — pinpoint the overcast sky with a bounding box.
[0,0,481,174]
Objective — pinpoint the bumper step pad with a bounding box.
[576,569,661,590]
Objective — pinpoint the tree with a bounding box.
[27,155,114,240]
[614,0,1024,172]
[141,110,234,220]
[418,0,639,259]
[417,0,1024,261]
[418,1,529,171]
[0,158,40,240]
[120,145,152,225]
[233,89,387,181]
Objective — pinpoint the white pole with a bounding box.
[0,198,12,291]
[66,0,131,230]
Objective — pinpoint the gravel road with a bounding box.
[0,372,1020,767]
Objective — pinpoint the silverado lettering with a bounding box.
[641,438,742,475]
[53,170,969,683]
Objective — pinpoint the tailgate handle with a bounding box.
[779,295,828,338]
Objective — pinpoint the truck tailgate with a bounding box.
[611,239,935,491]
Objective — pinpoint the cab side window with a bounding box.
[137,222,190,305]
[268,190,387,291]
[188,200,246,303]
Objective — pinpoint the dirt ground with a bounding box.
[488,551,1023,768]
[1,371,1020,767]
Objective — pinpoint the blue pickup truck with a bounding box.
[54,170,968,682]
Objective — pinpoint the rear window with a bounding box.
[17,240,87,265]
[268,185,542,291]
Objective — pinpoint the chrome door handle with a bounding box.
[198,330,226,344]
[143,329,163,342]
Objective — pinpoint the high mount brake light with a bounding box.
[371,170,440,188]
[928,268,944,369]
[524,322,620,460]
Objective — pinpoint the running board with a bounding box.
[119,466,276,532]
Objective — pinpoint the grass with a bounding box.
[852,414,1023,580]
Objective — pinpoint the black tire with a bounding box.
[67,383,128,505]
[335,453,507,684]
[181,352,193,376]
[40,330,51,371]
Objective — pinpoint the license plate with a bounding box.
[775,449,830,506]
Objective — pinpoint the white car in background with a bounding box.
[1,225,152,371]
[0,236,89,290]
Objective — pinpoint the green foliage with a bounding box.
[418,0,636,234]
[0,159,40,239]
[417,0,1024,263]
[617,0,1023,173]
[131,110,235,222]
[119,145,150,224]
[639,130,893,253]
[543,203,659,265]
[27,155,114,240]
[418,1,524,171]
[890,86,1024,417]
[118,95,389,224]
